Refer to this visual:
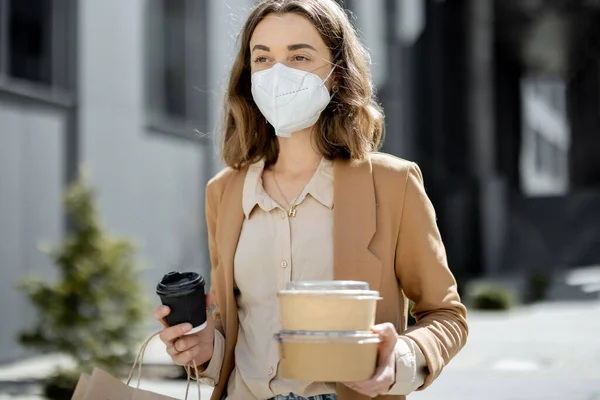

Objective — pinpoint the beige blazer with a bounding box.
[205,153,468,400]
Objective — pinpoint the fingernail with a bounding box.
[181,323,192,332]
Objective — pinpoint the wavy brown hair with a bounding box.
[221,0,384,169]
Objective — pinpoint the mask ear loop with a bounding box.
[318,63,338,101]
[325,64,339,100]
[321,64,337,85]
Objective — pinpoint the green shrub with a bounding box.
[471,286,514,311]
[18,169,148,398]
[43,370,81,400]
[526,272,551,303]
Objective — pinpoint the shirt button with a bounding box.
[280,261,288,268]
[280,211,286,219]
[268,367,274,375]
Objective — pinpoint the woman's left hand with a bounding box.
[343,323,398,397]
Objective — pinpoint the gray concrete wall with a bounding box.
[77,0,209,301]
[0,98,66,362]
[0,0,256,362]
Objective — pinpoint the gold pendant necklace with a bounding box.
[273,171,302,218]
[288,205,297,217]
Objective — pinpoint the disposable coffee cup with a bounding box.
[156,271,207,335]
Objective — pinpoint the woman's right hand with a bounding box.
[154,292,216,367]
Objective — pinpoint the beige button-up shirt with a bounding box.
[199,158,427,399]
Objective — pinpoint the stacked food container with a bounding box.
[275,281,382,382]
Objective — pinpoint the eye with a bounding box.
[292,55,310,62]
[253,56,270,63]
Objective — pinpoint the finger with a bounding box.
[172,345,200,366]
[365,349,397,394]
[344,325,399,396]
[372,322,398,344]
[165,343,179,357]
[189,330,216,347]
[345,363,392,396]
[171,333,208,354]
[153,306,171,328]
[372,323,398,364]
[370,366,392,389]
[172,349,193,366]
[159,323,192,344]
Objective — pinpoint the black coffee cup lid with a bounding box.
[156,271,205,297]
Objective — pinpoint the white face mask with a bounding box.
[251,63,336,137]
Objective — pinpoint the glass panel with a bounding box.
[8,0,52,84]
[0,0,7,74]
[160,0,186,119]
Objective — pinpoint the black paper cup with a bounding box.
[156,271,207,335]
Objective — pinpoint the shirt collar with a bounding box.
[242,158,334,218]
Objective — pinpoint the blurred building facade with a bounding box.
[371,0,600,280]
[1,0,599,362]
[0,0,252,362]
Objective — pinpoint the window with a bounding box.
[8,0,52,84]
[160,1,186,119]
[0,0,74,92]
[521,77,570,196]
[146,0,208,138]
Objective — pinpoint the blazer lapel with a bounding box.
[333,158,383,292]
[215,170,246,340]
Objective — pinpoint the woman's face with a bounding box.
[249,13,335,89]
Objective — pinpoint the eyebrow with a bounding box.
[288,43,317,51]
[251,43,318,52]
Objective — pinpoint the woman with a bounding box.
[154,0,468,399]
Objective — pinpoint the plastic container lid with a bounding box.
[279,280,380,298]
[275,330,381,344]
[284,280,370,291]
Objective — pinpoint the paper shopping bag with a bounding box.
[70,331,201,400]
[71,373,91,400]
[72,367,178,400]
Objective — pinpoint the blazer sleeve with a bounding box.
[195,330,225,386]
[395,162,468,390]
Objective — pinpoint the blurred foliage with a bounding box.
[472,286,514,311]
[526,272,551,304]
[17,169,148,397]
[43,369,81,400]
